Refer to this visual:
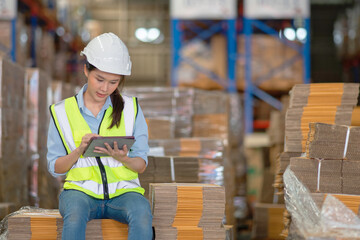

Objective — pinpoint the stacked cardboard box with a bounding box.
[274,83,359,201]
[290,123,360,195]
[140,156,223,198]
[149,183,226,240]
[306,123,360,160]
[270,83,360,239]
[285,123,360,238]
[192,90,242,228]
[26,69,60,209]
[285,83,359,153]
[6,210,128,239]
[0,58,28,210]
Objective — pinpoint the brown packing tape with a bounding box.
[179,138,201,156]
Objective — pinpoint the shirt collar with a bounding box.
[76,83,113,111]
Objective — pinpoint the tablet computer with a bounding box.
[83,136,135,158]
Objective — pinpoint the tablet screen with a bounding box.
[83,136,135,158]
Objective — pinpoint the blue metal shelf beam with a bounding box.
[0,18,17,62]
[11,18,16,62]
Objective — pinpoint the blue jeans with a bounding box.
[59,189,153,240]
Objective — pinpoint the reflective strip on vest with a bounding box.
[50,94,144,199]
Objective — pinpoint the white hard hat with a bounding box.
[80,32,132,75]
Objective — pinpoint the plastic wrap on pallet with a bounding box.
[123,87,194,138]
[283,168,360,239]
[228,93,243,147]
[146,116,176,139]
[149,138,224,158]
[192,89,229,144]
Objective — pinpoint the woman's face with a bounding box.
[84,65,122,104]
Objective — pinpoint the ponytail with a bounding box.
[109,76,126,129]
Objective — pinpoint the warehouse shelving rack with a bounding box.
[171,14,310,134]
[1,0,79,67]
[171,19,237,93]
[242,18,311,133]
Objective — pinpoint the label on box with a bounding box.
[148,147,165,157]
[244,0,310,19]
[0,0,17,19]
[170,0,237,19]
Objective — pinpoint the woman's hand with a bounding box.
[78,133,100,154]
[54,133,100,174]
[94,141,128,161]
[94,142,146,173]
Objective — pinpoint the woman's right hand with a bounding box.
[78,133,100,154]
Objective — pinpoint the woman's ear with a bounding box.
[84,64,88,78]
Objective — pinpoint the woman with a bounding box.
[47,32,153,240]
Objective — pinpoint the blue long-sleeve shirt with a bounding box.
[47,84,149,178]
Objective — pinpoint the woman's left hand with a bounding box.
[94,141,128,162]
[94,141,146,173]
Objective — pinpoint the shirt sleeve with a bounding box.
[128,104,149,165]
[47,117,67,177]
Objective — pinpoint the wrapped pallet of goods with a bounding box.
[146,116,175,139]
[192,89,242,227]
[124,86,242,231]
[282,121,360,238]
[283,168,360,239]
[262,83,360,239]
[275,83,359,203]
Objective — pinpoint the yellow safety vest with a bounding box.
[50,95,145,199]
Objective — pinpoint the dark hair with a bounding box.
[85,61,125,129]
